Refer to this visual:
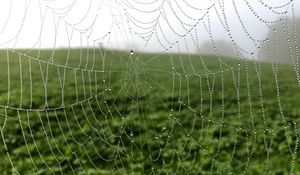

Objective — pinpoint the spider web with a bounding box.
[0,0,299,174]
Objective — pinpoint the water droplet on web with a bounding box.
[130,50,134,55]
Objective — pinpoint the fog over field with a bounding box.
[0,0,299,59]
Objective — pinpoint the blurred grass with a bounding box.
[0,48,299,174]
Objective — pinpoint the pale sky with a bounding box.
[0,0,299,56]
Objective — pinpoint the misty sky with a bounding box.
[0,0,299,57]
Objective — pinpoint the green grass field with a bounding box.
[0,48,299,174]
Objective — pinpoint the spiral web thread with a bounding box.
[0,0,299,174]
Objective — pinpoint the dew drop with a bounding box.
[130,50,134,55]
